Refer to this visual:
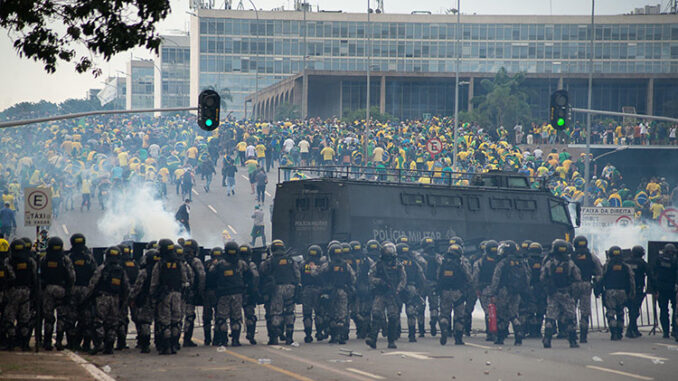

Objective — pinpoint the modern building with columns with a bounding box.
[189,8,678,120]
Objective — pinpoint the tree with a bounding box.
[342,106,395,123]
[204,86,233,113]
[274,103,300,120]
[59,97,103,114]
[0,0,171,76]
[0,100,59,120]
[467,68,533,129]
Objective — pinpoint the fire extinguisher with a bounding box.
[488,303,498,334]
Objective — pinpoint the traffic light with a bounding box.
[550,90,569,131]
[198,89,220,131]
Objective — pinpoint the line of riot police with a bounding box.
[1,233,677,355]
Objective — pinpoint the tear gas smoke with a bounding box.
[576,221,678,262]
[96,183,185,246]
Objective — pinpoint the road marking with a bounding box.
[654,343,678,350]
[465,342,494,350]
[64,349,116,381]
[346,368,385,380]
[610,352,668,362]
[586,365,653,380]
[265,191,272,197]
[269,345,292,351]
[228,225,238,234]
[192,189,199,195]
[0,376,69,380]
[242,175,250,180]
[200,367,237,371]
[208,205,218,214]
[61,224,69,235]
[383,351,432,360]
[264,348,373,381]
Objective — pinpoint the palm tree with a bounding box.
[204,85,234,112]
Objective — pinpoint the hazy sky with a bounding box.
[0,0,665,110]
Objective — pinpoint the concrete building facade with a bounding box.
[154,35,191,112]
[126,59,155,110]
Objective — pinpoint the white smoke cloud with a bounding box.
[576,222,678,262]
[96,183,186,246]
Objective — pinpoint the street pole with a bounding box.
[583,0,594,207]
[452,0,460,169]
[365,0,371,159]
[249,0,259,120]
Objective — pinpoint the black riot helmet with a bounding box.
[552,239,569,260]
[528,242,543,256]
[158,239,175,259]
[327,240,341,252]
[607,245,623,259]
[105,246,122,264]
[485,240,499,257]
[381,242,396,261]
[449,236,464,249]
[271,239,286,255]
[396,236,409,245]
[10,239,29,257]
[146,240,158,250]
[421,237,435,252]
[183,239,198,258]
[395,242,410,257]
[307,244,322,258]
[70,233,86,249]
[520,240,532,253]
[119,242,132,260]
[328,243,343,261]
[349,241,362,254]
[631,245,645,258]
[341,242,351,256]
[142,249,161,269]
[500,240,518,257]
[211,247,224,259]
[573,236,588,252]
[239,244,252,260]
[225,241,239,257]
[366,240,381,255]
[447,244,463,258]
[46,237,64,257]
[662,243,677,258]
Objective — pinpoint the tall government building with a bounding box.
[187,5,678,121]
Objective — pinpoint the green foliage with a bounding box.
[342,106,394,123]
[204,86,233,112]
[0,0,171,75]
[469,68,533,129]
[274,103,300,120]
[0,98,105,120]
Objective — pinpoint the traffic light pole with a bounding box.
[0,106,198,129]
[570,107,678,124]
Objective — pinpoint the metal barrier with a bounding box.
[586,293,656,332]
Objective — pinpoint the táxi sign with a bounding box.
[24,187,52,227]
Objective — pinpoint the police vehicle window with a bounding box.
[427,195,463,207]
[314,197,329,210]
[296,198,310,210]
[508,177,529,188]
[549,199,569,224]
[515,199,537,211]
[467,196,480,211]
[490,198,512,210]
[481,176,499,187]
[401,193,425,206]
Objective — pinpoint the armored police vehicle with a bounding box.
[272,166,579,253]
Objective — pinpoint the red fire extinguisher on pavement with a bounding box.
[488,303,498,334]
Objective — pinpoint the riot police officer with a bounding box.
[3,239,36,351]
[87,246,130,355]
[354,241,375,339]
[0,239,15,350]
[438,244,471,345]
[301,244,326,343]
[118,242,138,350]
[397,242,425,342]
[626,245,650,338]
[150,239,189,355]
[569,235,602,343]
[130,249,161,353]
[540,239,581,348]
[40,237,75,350]
[598,246,635,341]
[238,244,260,345]
[472,240,499,342]
[419,237,441,336]
[366,242,405,349]
[524,242,546,338]
[66,233,97,351]
[260,240,300,345]
[181,239,205,348]
[203,246,223,346]
[489,241,530,346]
[321,243,356,344]
[651,243,677,339]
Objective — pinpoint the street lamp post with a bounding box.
[365,0,371,159]
[452,0,461,169]
[249,0,260,120]
[584,0,594,206]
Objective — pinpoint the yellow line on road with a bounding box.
[264,348,373,381]
[586,365,653,380]
[464,342,494,350]
[208,205,218,214]
[193,338,314,381]
[346,368,385,380]
[228,225,237,234]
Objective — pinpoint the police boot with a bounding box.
[418,321,426,338]
[268,326,279,345]
[408,324,417,342]
[542,328,552,349]
[304,328,313,343]
[43,337,53,351]
[231,330,242,347]
[514,330,523,346]
[90,338,103,355]
[454,331,465,345]
[440,324,448,346]
[103,340,114,355]
[55,331,65,351]
[285,326,294,345]
[387,320,398,349]
[358,322,369,339]
[464,318,472,337]
[20,334,31,352]
[579,327,588,343]
[366,323,379,349]
[338,327,347,345]
[81,337,92,352]
[568,330,579,348]
[183,327,197,347]
[494,327,505,345]
[246,325,257,345]
[204,326,212,346]
[116,332,128,350]
[170,335,179,354]
[430,318,438,337]
[328,326,339,344]
[140,335,151,354]
[158,337,170,355]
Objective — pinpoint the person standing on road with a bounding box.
[181,239,205,348]
[597,246,635,341]
[0,203,16,239]
[40,237,75,351]
[255,168,268,204]
[175,199,191,235]
[80,175,92,212]
[625,245,650,338]
[366,242,405,349]
[65,234,97,352]
[223,157,238,197]
[650,243,678,339]
[238,244,260,345]
[570,235,602,343]
[437,244,472,346]
[250,205,266,246]
[201,156,216,193]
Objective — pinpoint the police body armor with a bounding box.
[216,260,245,296]
[43,255,67,287]
[355,256,371,295]
[11,255,33,287]
[374,261,399,294]
[478,256,497,286]
[328,261,351,289]
[100,264,125,295]
[301,259,322,287]
[626,257,646,291]
[654,256,677,292]
[401,255,419,286]
[501,258,528,292]
[438,259,465,290]
[272,255,296,285]
[72,252,95,287]
[604,260,630,291]
[0,260,10,290]
[124,259,139,286]
[160,261,183,292]
[572,250,595,282]
[423,253,439,284]
[551,261,571,291]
